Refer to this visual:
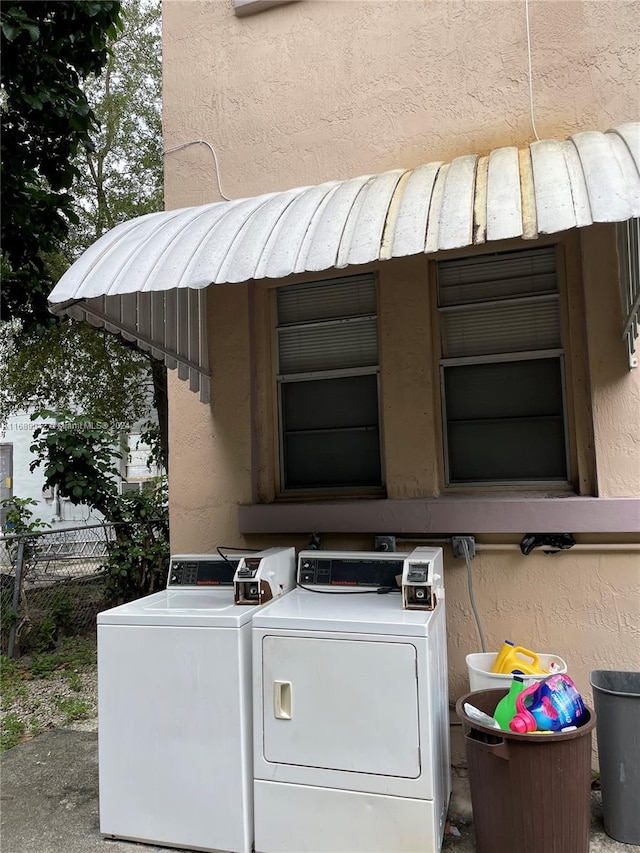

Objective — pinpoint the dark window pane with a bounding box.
[444,359,563,420]
[282,375,379,431]
[448,418,567,481]
[444,359,567,482]
[284,428,381,489]
[282,375,381,488]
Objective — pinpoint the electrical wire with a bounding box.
[462,538,487,653]
[296,582,400,595]
[216,545,260,563]
[162,140,232,201]
[525,0,541,142]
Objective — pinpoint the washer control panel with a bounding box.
[168,554,247,587]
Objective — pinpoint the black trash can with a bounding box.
[456,688,596,853]
[590,670,640,845]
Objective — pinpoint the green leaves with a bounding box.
[71,0,162,247]
[0,318,153,434]
[0,0,167,474]
[27,409,169,605]
[101,478,169,603]
[1,6,39,42]
[1,1,123,327]
[1,22,20,40]
[29,409,122,515]
[21,93,44,109]
[0,497,50,535]
[0,0,165,464]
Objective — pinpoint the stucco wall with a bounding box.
[378,255,441,497]
[169,283,254,548]
[163,0,640,721]
[444,543,640,698]
[163,0,639,203]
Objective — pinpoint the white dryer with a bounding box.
[97,546,295,853]
[252,548,451,853]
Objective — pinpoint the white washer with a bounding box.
[98,547,295,853]
[252,549,451,853]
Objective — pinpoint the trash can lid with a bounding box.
[590,670,640,697]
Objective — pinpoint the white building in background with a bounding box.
[0,411,160,532]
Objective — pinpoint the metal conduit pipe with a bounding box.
[396,538,450,545]
[476,543,640,552]
[396,538,640,552]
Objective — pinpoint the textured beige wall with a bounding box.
[444,542,640,763]
[163,0,639,205]
[444,544,640,703]
[169,283,254,550]
[164,0,640,710]
[378,254,441,498]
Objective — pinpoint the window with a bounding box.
[121,481,145,496]
[276,275,382,491]
[438,246,569,485]
[119,431,160,496]
[121,481,157,496]
[617,217,640,369]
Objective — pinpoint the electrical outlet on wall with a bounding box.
[451,536,476,559]
[374,535,396,552]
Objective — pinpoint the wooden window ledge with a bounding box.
[238,496,640,535]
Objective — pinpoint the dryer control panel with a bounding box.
[297,551,405,588]
[168,554,249,587]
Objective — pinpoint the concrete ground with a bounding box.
[0,729,637,853]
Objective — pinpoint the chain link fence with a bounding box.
[1,524,117,657]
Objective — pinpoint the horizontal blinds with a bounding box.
[439,247,560,358]
[442,297,561,357]
[277,275,377,325]
[438,247,557,305]
[279,318,378,373]
[277,275,378,374]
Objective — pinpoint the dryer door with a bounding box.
[262,636,420,778]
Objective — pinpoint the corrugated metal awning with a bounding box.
[49,122,640,400]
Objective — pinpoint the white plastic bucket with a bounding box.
[466,652,568,691]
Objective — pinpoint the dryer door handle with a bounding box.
[273,680,292,720]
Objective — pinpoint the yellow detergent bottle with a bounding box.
[491,640,548,676]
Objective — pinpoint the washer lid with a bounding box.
[97,589,258,627]
[251,588,441,636]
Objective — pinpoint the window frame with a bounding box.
[617,217,640,369]
[246,234,597,529]
[273,274,386,497]
[439,351,572,487]
[436,244,574,489]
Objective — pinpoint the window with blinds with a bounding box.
[276,275,382,490]
[438,247,569,485]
